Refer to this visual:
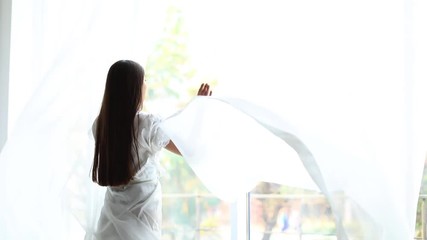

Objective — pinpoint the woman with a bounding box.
[91,60,212,239]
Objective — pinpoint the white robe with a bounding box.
[91,112,169,240]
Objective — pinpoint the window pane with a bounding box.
[161,152,231,240]
[249,182,336,240]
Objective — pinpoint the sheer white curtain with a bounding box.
[0,0,426,239]
[177,1,427,238]
[1,0,167,239]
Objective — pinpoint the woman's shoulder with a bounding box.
[135,112,164,131]
[137,112,162,123]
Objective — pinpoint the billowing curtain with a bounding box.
[1,0,426,239]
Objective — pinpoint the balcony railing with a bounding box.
[162,193,427,240]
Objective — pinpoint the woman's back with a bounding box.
[90,60,212,239]
[92,112,170,240]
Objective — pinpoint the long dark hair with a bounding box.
[92,60,144,186]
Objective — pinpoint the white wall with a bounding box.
[0,0,12,151]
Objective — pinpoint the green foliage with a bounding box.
[144,2,222,236]
[145,5,194,102]
[160,151,209,194]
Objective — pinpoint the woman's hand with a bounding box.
[197,83,212,96]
